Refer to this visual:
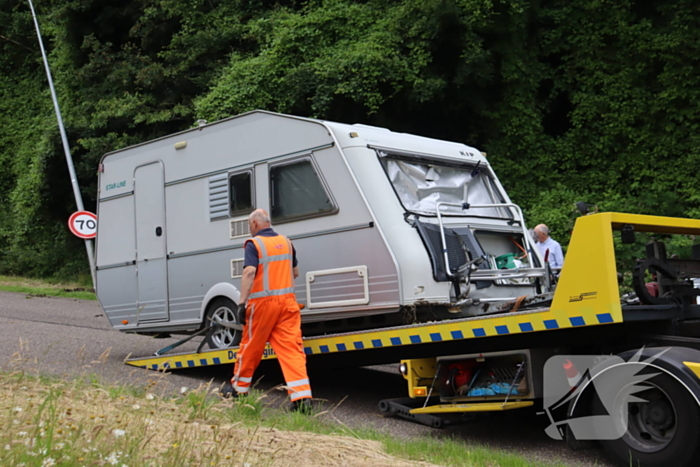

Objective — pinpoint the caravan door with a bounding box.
[134,161,169,322]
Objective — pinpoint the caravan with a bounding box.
[95,111,550,349]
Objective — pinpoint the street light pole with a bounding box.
[27,0,97,289]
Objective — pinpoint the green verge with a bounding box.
[0,371,560,467]
[0,275,96,301]
[0,275,561,465]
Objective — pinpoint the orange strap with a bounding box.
[508,236,528,258]
[509,295,528,313]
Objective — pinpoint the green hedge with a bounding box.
[1,0,698,277]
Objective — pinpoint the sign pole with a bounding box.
[28,0,97,289]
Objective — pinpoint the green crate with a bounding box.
[496,253,518,269]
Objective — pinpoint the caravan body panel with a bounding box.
[96,112,401,334]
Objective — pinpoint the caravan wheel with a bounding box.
[205,298,242,349]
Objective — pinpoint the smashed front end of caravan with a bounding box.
[372,148,553,319]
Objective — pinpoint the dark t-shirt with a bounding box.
[243,227,298,269]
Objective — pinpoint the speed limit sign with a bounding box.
[68,211,97,239]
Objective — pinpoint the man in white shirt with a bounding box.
[534,224,564,270]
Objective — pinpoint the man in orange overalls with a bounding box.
[221,209,313,411]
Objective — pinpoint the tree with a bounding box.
[1,0,699,278]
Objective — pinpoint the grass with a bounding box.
[0,275,96,301]
[0,275,564,466]
[0,370,560,467]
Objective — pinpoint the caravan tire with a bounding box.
[205,297,242,350]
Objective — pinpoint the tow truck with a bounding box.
[126,210,700,467]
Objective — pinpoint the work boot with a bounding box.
[290,398,315,414]
[219,381,236,399]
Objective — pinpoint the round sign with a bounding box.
[68,211,97,239]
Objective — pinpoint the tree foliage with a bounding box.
[0,0,699,278]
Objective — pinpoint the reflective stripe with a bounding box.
[258,253,292,264]
[235,376,253,383]
[249,287,296,299]
[247,304,255,341]
[287,378,310,388]
[253,237,267,257]
[252,238,270,293]
[233,384,249,393]
[287,238,295,286]
[289,390,313,401]
[234,347,244,387]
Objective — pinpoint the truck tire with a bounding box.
[593,371,700,467]
[204,297,242,350]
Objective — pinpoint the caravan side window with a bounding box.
[269,158,336,222]
[229,170,254,217]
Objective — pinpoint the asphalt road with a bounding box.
[0,291,613,466]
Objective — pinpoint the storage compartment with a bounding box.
[437,350,532,402]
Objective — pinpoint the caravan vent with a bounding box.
[208,173,229,221]
[230,219,250,239]
[231,259,244,278]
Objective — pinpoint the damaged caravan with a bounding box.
[95,111,552,349]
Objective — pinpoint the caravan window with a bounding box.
[269,158,336,222]
[229,170,254,217]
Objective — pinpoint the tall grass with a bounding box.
[0,370,560,467]
[0,274,561,466]
[0,275,96,300]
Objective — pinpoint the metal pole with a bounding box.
[28,0,97,289]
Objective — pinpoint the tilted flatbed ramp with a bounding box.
[125,305,618,370]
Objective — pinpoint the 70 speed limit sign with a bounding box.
[68,211,97,239]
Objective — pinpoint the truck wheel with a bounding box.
[204,298,242,349]
[594,371,700,467]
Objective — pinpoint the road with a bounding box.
[0,291,613,466]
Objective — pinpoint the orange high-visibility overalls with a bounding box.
[231,234,312,402]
